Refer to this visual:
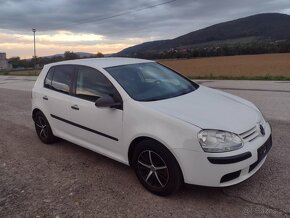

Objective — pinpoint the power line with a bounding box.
[40,0,177,31]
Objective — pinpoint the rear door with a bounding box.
[68,65,123,159]
[43,65,76,135]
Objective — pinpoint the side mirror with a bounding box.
[95,95,122,109]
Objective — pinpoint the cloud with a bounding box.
[0,0,290,57]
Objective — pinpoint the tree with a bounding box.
[8,57,22,68]
[95,52,104,58]
[64,51,79,60]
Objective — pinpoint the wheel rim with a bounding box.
[35,116,48,139]
[137,150,169,189]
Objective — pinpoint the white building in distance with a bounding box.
[0,52,12,70]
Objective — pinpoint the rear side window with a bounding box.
[51,65,75,94]
[76,66,115,102]
[44,67,54,88]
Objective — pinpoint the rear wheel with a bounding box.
[34,111,58,144]
[132,139,183,196]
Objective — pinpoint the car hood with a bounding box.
[140,86,262,134]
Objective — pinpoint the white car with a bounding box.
[32,58,272,195]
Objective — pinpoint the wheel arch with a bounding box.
[128,136,184,182]
[32,108,42,122]
[128,136,150,166]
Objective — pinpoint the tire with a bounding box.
[34,111,58,144]
[132,139,183,196]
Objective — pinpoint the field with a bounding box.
[159,53,290,80]
[1,53,290,80]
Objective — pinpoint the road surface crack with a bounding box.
[221,190,290,216]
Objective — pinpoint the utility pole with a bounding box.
[32,28,36,72]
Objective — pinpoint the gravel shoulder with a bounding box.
[0,88,290,217]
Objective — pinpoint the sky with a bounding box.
[1,0,290,58]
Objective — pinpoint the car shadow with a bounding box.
[51,138,247,199]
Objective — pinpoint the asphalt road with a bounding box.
[0,76,290,217]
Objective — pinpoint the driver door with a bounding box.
[68,65,123,159]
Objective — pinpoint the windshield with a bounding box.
[105,62,199,101]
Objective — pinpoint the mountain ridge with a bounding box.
[117,13,290,56]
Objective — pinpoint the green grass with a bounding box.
[0,69,41,76]
[189,74,290,81]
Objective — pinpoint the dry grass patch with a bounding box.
[159,53,290,80]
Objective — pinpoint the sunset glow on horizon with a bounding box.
[0,30,144,58]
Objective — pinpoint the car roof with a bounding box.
[45,57,154,69]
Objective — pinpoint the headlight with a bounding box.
[198,130,243,153]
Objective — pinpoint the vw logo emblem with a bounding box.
[259,125,265,136]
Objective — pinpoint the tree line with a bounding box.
[8,51,104,69]
[125,40,290,59]
[8,40,290,69]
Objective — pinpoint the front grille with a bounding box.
[240,119,267,143]
[240,126,260,142]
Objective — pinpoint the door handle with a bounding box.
[71,105,79,110]
[43,96,48,100]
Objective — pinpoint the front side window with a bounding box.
[105,62,199,101]
[76,66,116,102]
[51,65,75,94]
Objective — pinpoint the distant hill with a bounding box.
[117,13,290,56]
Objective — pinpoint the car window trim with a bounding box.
[71,65,123,109]
[43,64,77,96]
[43,66,55,88]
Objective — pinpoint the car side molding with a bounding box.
[50,114,119,141]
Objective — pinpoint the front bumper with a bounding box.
[174,122,272,187]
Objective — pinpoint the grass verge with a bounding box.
[0,69,41,76]
[189,74,290,81]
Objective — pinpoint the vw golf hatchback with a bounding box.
[32,58,272,195]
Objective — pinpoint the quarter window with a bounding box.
[51,65,75,94]
[44,67,54,88]
[76,66,115,102]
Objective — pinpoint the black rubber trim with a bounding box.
[50,114,118,141]
[220,170,241,183]
[208,152,252,164]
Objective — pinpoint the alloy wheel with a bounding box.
[35,116,48,139]
[137,150,169,189]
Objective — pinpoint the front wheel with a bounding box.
[132,139,183,196]
[34,111,58,144]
